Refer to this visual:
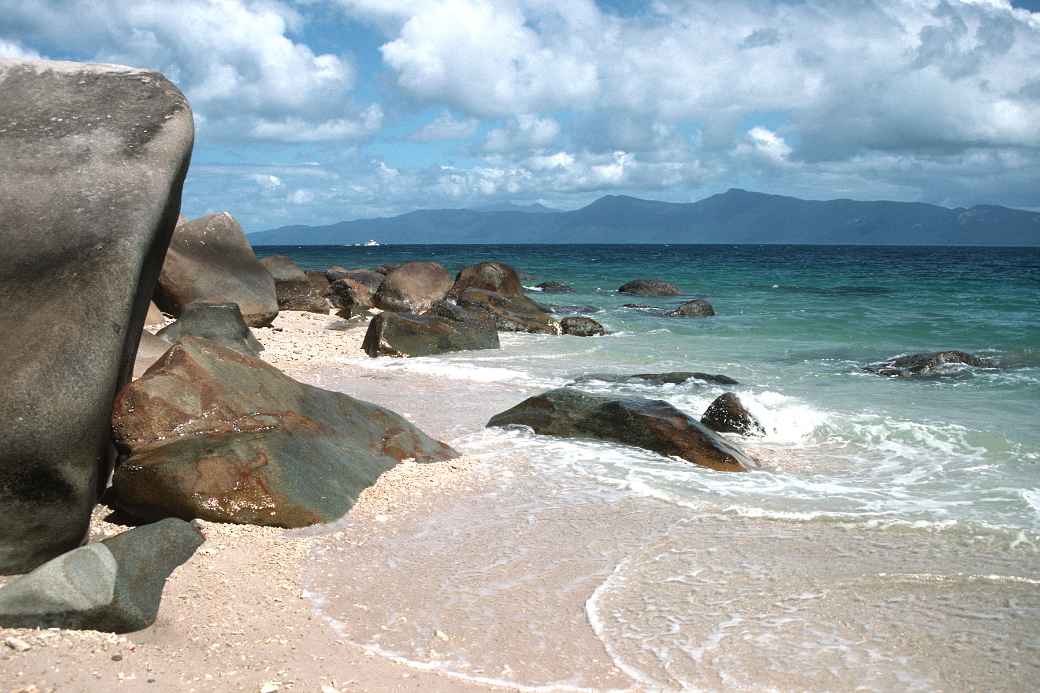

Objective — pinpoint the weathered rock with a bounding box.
[0,60,193,574]
[375,263,402,275]
[0,518,202,633]
[325,265,351,282]
[362,303,499,357]
[864,350,988,377]
[305,270,330,299]
[668,299,716,317]
[535,281,575,294]
[260,255,328,314]
[618,279,682,297]
[110,338,457,527]
[701,393,765,436]
[488,389,753,472]
[561,316,607,336]
[155,212,278,327]
[328,270,385,317]
[373,261,453,314]
[133,331,173,380]
[450,262,524,298]
[156,302,263,356]
[457,288,559,334]
[145,301,165,327]
[571,372,739,386]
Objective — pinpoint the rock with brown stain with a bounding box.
[488,388,754,472]
[449,261,524,298]
[372,261,453,314]
[457,288,559,335]
[110,337,458,527]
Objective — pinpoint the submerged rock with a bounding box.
[0,59,193,573]
[668,299,716,317]
[155,212,279,327]
[450,261,524,298]
[535,281,575,294]
[363,302,499,357]
[110,338,457,527]
[701,393,765,436]
[0,518,203,633]
[865,351,987,378]
[156,302,263,356]
[457,288,559,334]
[618,279,681,297]
[546,305,600,315]
[560,316,607,336]
[488,389,753,472]
[260,255,328,314]
[373,261,453,314]
[571,372,739,386]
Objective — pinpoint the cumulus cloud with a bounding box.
[409,111,480,142]
[483,114,561,152]
[0,39,41,60]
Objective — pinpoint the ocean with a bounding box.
[257,244,1040,691]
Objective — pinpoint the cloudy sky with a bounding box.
[3,0,1040,230]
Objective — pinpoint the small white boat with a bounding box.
[364,239,380,247]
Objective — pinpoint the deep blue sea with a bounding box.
[259,244,1040,690]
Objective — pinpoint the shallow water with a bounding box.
[266,244,1040,690]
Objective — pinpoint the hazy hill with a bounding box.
[249,188,1040,246]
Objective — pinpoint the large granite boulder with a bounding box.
[864,350,987,378]
[328,270,385,318]
[260,255,328,314]
[154,212,278,327]
[618,279,682,297]
[0,60,193,574]
[668,299,716,317]
[570,372,739,386]
[133,330,173,380]
[156,302,263,356]
[488,389,753,472]
[110,337,457,527]
[373,261,453,314]
[561,316,607,336]
[457,288,559,334]
[450,261,524,298]
[701,393,765,436]
[363,302,500,357]
[0,518,202,633]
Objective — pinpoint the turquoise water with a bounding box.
[265,244,1040,690]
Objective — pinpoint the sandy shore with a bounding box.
[0,311,504,693]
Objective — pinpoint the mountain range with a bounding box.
[248,188,1040,246]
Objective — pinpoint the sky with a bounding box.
[2,0,1039,231]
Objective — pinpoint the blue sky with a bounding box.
[2,0,1039,231]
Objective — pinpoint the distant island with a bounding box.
[249,188,1040,246]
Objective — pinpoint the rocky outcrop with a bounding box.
[328,270,385,318]
[362,302,499,357]
[535,281,574,293]
[0,60,194,574]
[668,299,716,317]
[305,271,330,300]
[450,262,524,298]
[571,372,739,386]
[864,351,988,377]
[156,302,263,356]
[701,393,765,436]
[0,519,202,633]
[618,279,682,296]
[457,288,559,334]
[561,316,607,336]
[133,331,173,380]
[325,265,351,282]
[155,212,278,327]
[110,338,457,527]
[373,262,453,314]
[488,389,753,472]
[260,255,328,314]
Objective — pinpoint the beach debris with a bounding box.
[0,519,203,633]
[488,388,755,472]
[0,58,193,574]
[156,212,279,327]
[4,636,31,652]
[109,337,458,527]
[701,393,766,436]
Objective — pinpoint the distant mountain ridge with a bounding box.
[249,188,1040,246]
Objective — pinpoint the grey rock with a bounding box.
[488,388,753,472]
[450,262,524,298]
[363,303,499,357]
[155,212,279,327]
[864,350,988,378]
[328,270,385,318]
[260,255,328,314]
[560,316,607,336]
[457,288,559,334]
[618,279,682,296]
[0,59,193,573]
[157,302,263,356]
[668,299,716,317]
[373,261,453,314]
[0,518,203,632]
[535,281,575,294]
[701,393,765,436]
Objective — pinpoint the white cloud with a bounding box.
[248,174,283,191]
[251,105,384,142]
[288,189,316,205]
[0,39,41,60]
[739,127,793,166]
[409,111,480,142]
[484,114,560,152]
